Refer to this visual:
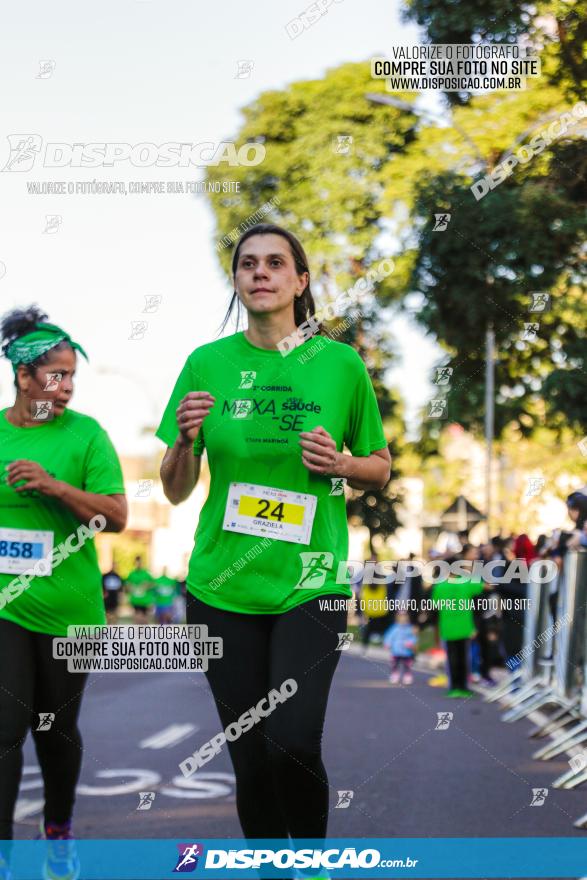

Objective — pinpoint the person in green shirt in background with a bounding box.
[157,222,391,868]
[432,544,484,698]
[153,567,179,624]
[0,306,127,872]
[124,555,155,623]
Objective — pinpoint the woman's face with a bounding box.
[234,234,308,321]
[568,506,579,524]
[17,347,76,418]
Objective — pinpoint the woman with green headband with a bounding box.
[0,306,127,860]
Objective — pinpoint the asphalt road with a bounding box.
[14,644,586,865]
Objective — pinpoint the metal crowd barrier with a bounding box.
[485,563,553,710]
[483,550,587,827]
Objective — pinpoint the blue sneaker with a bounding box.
[38,820,80,880]
[0,854,12,880]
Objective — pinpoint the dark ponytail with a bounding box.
[0,304,48,358]
[1,304,70,387]
[218,223,322,336]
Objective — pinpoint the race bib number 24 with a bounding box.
[223,482,317,545]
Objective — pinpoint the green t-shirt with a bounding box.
[125,568,155,606]
[156,331,387,614]
[153,574,178,607]
[432,577,484,641]
[0,408,125,636]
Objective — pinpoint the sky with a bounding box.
[0,0,441,454]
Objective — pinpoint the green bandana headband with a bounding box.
[5,322,89,372]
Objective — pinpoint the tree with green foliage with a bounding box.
[382,0,587,437]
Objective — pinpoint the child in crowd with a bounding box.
[384,611,418,685]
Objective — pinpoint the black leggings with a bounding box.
[446,638,469,691]
[187,594,346,841]
[0,619,88,839]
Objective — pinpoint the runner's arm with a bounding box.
[159,390,214,503]
[47,486,127,532]
[336,447,391,491]
[300,428,391,490]
[160,438,201,504]
[6,460,127,531]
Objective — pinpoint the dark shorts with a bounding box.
[104,591,120,612]
[131,605,150,617]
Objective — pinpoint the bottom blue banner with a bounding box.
[0,837,586,878]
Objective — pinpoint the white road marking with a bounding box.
[139,723,198,750]
[161,772,235,799]
[14,799,44,820]
[77,769,161,796]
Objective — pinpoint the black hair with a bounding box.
[219,223,321,336]
[1,305,71,389]
[567,492,587,530]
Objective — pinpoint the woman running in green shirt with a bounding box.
[157,224,390,858]
[0,307,127,855]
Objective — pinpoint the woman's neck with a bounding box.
[244,315,301,352]
[6,396,40,427]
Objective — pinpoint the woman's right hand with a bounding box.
[176,392,215,445]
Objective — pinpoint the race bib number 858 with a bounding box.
[0,528,54,575]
